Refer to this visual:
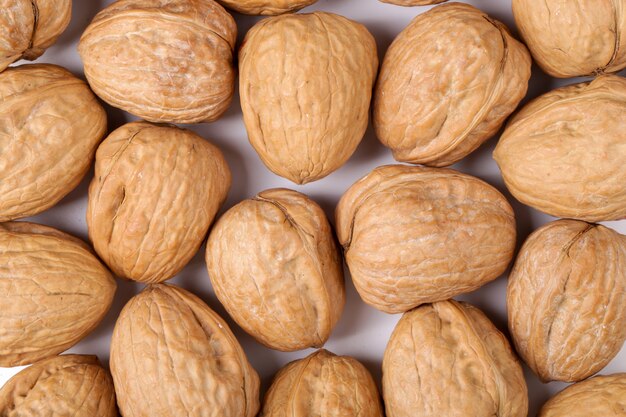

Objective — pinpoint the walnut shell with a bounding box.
[216,0,317,15]
[0,222,116,367]
[494,75,626,222]
[206,188,345,351]
[513,0,626,78]
[87,122,231,284]
[0,0,72,72]
[239,12,378,184]
[538,373,626,417]
[0,355,118,417]
[378,0,447,5]
[0,64,107,222]
[383,300,528,417]
[507,220,626,383]
[335,164,516,314]
[373,3,530,167]
[262,349,383,417]
[78,0,237,124]
[110,284,260,417]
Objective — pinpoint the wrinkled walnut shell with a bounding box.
[217,0,317,15]
[379,0,447,5]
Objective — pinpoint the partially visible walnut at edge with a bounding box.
[378,0,447,6]
[217,0,318,15]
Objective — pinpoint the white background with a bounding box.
[2,1,625,415]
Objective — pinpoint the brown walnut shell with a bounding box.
[0,64,107,222]
[508,220,626,382]
[335,164,516,314]
[110,284,260,417]
[217,0,317,15]
[78,0,237,124]
[383,300,528,417]
[494,75,626,222]
[379,0,447,5]
[0,355,118,417]
[87,121,231,284]
[0,222,116,367]
[261,349,383,417]
[373,2,531,167]
[239,12,378,184]
[206,188,345,351]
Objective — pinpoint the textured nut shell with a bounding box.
[262,349,383,417]
[513,0,626,78]
[0,64,107,222]
[207,188,345,351]
[373,3,531,167]
[78,0,236,124]
[507,220,626,382]
[87,122,231,284]
[0,0,72,71]
[494,75,626,222]
[335,164,516,313]
[539,373,626,417]
[110,284,260,417]
[239,12,378,184]
[217,0,317,15]
[383,301,528,417]
[378,0,447,5]
[0,355,117,417]
[0,222,116,367]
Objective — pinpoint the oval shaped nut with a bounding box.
[378,0,447,5]
[494,75,626,222]
[0,355,118,417]
[206,188,345,352]
[78,0,236,124]
[538,373,626,417]
[507,220,626,383]
[383,301,528,417]
[373,3,531,167]
[262,349,383,417]
[216,0,317,15]
[0,64,107,222]
[0,222,116,367]
[239,12,378,184]
[513,0,626,78]
[110,284,260,417]
[335,164,516,314]
[87,122,231,284]
[0,0,72,72]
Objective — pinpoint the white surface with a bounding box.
[1,1,625,415]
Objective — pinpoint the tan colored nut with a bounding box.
[0,64,107,222]
[262,349,383,417]
[513,0,626,78]
[538,373,626,417]
[78,0,236,124]
[110,284,260,417]
[379,0,447,5]
[87,122,231,284]
[335,164,516,314]
[217,0,317,15]
[0,0,72,72]
[206,188,345,351]
[383,300,528,417]
[239,12,378,184]
[0,222,116,367]
[0,355,118,417]
[494,75,626,222]
[373,3,530,167]
[508,220,626,383]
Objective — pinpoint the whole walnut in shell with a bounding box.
[0,355,118,417]
[0,0,72,72]
[110,284,260,417]
[262,349,383,417]
[217,0,317,15]
[508,220,626,382]
[0,222,116,367]
[78,0,237,124]
[206,188,345,351]
[494,75,626,222]
[239,12,378,184]
[373,3,531,167]
[0,64,107,222]
[513,0,626,78]
[383,300,528,417]
[379,0,447,5]
[335,164,516,314]
[87,122,231,284]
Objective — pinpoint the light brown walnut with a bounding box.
[379,0,447,5]
[217,0,317,15]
